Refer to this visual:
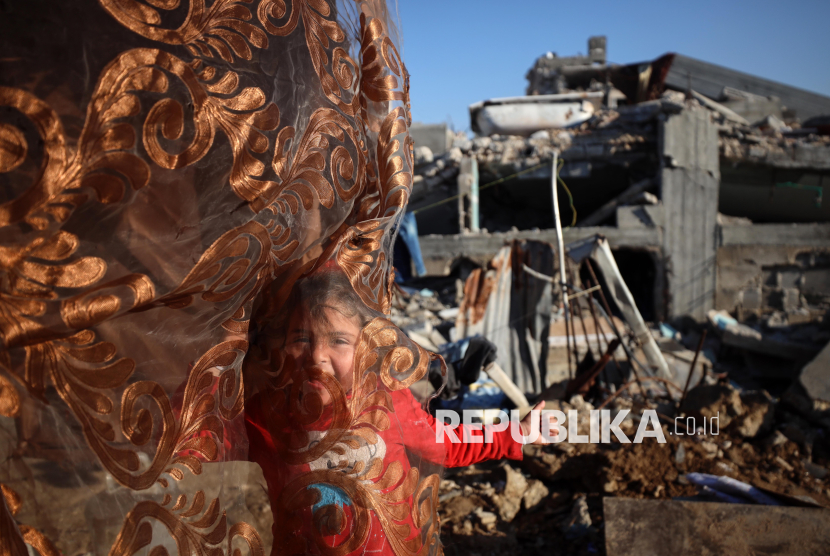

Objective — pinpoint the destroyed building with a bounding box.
[396,37,830,556]
[408,36,830,326]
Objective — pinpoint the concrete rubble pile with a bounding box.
[432,369,830,556]
[720,116,830,168]
[393,248,830,555]
[398,35,830,555]
[411,91,830,236]
[389,286,458,351]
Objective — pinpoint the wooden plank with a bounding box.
[604,498,830,556]
[484,362,530,414]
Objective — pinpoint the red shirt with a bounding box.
[244,387,522,555]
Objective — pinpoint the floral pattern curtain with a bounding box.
[0,0,443,554]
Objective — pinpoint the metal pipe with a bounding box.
[470,158,480,232]
[567,339,621,397]
[679,330,708,409]
[567,285,601,301]
[585,260,647,396]
[551,152,572,379]
[583,273,613,391]
[569,259,595,362]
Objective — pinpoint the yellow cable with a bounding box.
[411,157,577,228]
[556,157,577,227]
[411,161,549,215]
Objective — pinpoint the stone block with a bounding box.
[782,287,801,312]
[740,287,763,310]
[799,342,830,402]
[718,264,760,291]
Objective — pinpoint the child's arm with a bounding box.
[391,388,523,468]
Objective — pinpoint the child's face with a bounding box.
[285,303,361,405]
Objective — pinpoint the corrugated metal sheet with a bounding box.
[456,240,554,393]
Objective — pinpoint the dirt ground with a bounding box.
[436,409,830,556]
[2,382,828,555]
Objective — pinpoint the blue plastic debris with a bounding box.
[685,473,781,505]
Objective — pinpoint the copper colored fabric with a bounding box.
[0,0,445,554]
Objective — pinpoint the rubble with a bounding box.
[561,494,592,539]
[732,390,775,438]
[715,316,825,360]
[604,499,830,555]
[394,249,829,553]
[412,273,830,554]
[397,34,830,556]
[474,507,498,531]
[522,479,549,511]
[680,384,743,427]
[436,377,830,554]
[414,145,434,166]
[492,465,528,522]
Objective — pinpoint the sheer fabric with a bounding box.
[0,0,444,554]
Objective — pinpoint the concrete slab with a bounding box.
[665,54,830,120]
[660,109,719,321]
[799,342,830,402]
[605,498,830,556]
[419,227,661,265]
[409,122,451,156]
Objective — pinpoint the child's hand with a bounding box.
[519,400,559,445]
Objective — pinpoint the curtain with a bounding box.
[0,0,444,553]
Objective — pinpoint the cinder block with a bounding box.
[782,288,801,312]
[740,287,763,310]
[719,264,761,290]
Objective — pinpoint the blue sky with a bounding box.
[396,0,830,132]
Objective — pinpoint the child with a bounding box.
[243,267,557,555]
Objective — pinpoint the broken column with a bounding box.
[660,108,720,320]
[457,156,479,233]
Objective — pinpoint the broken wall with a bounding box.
[716,223,830,317]
[413,87,830,321]
[660,108,720,321]
[410,122,453,156]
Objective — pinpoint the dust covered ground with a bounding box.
[435,392,830,556]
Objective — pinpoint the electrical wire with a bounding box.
[556,157,577,226]
[411,157,578,228]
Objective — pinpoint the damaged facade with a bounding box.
[408,36,830,326]
[397,37,830,555]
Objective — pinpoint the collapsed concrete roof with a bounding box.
[521,37,830,127]
[664,54,830,122]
